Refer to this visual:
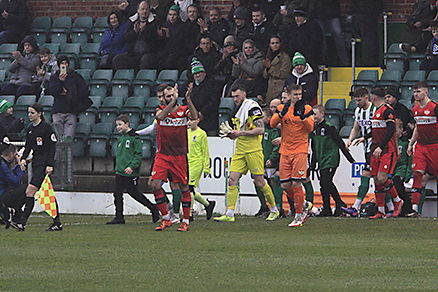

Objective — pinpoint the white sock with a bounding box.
[182,219,189,224]
[352,199,362,210]
[413,204,418,212]
[269,206,278,213]
[386,201,394,212]
[226,209,235,217]
[393,196,401,203]
[163,214,170,220]
[378,206,385,214]
[173,213,180,219]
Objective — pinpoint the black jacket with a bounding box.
[0,0,29,38]
[123,18,160,56]
[22,121,57,168]
[189,77,220,132]
[0,112,24,139]
[192,47,220,76]
[207,19,230,47]
[249,19,276,52]
[312,0,341,20]
[49,69,90,114]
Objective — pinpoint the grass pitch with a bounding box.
[1,214,437,291]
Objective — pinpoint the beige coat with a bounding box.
[263,51,291,103]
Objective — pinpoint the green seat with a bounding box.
[112,69,135,99]
[72,122,91,157]
[384,43,407,72]
[345,99,357,115]
[31,17,52,45]
[133,69,157,86]
[324,98,346,116]
[98,96,123,123]
[140,138,153,159]
[427,70,438,81]
[1,95,15,105]
[50,16,72,44]
[40,43,60,55]
[339,126,353,138]
[0,43,18,59]
[79,43,99,71]
[88,122,113,158]
[156,69,178,85]
[89,96,102,110]
[137,122,156,139]
[133,84,151,98]
[38,95,54,110]
[399,99,413,110]
[78,110,97,125]
[142,112,155,126]
[113,69,134,82]
[178,69,189,85]
[409,53,426,71]
[400,70,426,100]
[121,96,144,126]
[14,95,37,110]
[92,17,108,43]
[76,69,91,81]
[353,70,378,88]
[89,69,113,97]
[343,113,355,127]
[0,69,6,82]
[75,122,91,137]
[59,43,81,68]
[218,112,230,126]
[219,98,235,114]
[0,59,11,70]
[325,114,341,130]
[70,16,93,44]
[376,70,402,88]
[145,97,160,112]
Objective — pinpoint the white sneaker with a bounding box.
[171,215,180,224]
[302,201,313,223]
[288,214,304,227]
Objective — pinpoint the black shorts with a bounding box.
[364,152,371,172]
[30,165,46,188]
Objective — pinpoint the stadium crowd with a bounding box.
[0,0,437,231]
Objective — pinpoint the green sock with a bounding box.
[172,189,182,213]
[357,176,370,201]
[418,188,427,214]
[303,181,314,202]
[385,193,392,203]
[190,192,195,216]
[273,176,283,209]
[194,191,209,207]
[255,187,267,208]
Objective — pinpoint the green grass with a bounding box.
[1,215,437,291]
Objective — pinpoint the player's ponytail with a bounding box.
[29,103,45,121]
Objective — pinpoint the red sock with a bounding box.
[153,189,168,216]
[384,179,398,199]
[181,190,191,220]
[374,185,385,207]
[411,172,423,205]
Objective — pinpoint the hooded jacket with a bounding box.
[232,47,264,80]
[284,63,318,105]
[8,35,40,87]
[99,18,129,57]
[0,0,29,37]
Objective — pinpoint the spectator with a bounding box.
[400,0,438,54]
[284,52,318,106]
[49,56,90,140]
[227,0,255,21]
[249,6,276,53]
[192,35,220,76]
[273,0,310,38]
[182,4,203,56]
[189,58,220,133]
[258,0,282,22]
[351,0,383,66]
[232,6,252,48]
[0,0,29,44]
[231,39,265,97]
[214,35,239,95]
[285,8,324,68]
[312,0,349,66]
[175,0,194,22]
[263,36,291,104]
[205,7,230,47]
[158,5,188,71]
[113,1,161,69]
[98,11,129,69]
[0,99,24,140]
[117,0,141,20]
[420,21,438,73]
[35,48,58,96]
[149,0,173,24]
[0,35,40,97]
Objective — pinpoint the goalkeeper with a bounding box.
[214,84,279,222]
[187,118,216,220]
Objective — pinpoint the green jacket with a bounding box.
[115,129,142,177]
[310,120,355,170]
[262,124,280,167]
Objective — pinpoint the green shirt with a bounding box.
[262,125,280,167]
[115,129,142,177]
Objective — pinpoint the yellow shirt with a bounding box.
[187,127,210,170]
[232,106,263,155]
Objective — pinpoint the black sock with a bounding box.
[53,199,61,225]
[22,197,35,224]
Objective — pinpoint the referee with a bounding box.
[19,104,62,231]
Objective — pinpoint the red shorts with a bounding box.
[413,143,438,177]
[370,151,397,176]
[151,153,188,185]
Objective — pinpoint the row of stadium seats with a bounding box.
[353,69,438,101]
[384,43,427,72]
[31,16,108,45]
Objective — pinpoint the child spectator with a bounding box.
[107,114,160,225]
[310,105,355,216]
[0,99,24,140]
[35,47,58,96]
[420,21,438,73]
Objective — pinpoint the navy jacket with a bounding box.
[99,21,129,57]
[0,157,25,196]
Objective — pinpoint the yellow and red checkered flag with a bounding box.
[36,175,57,218]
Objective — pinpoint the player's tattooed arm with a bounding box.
[228,118,264,139]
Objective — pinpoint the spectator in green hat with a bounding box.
[0,99,24,140]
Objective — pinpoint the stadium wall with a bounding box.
[27,0,416,21]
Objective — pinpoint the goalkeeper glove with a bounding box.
[219,121,233,138]
[279,100,291,118]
